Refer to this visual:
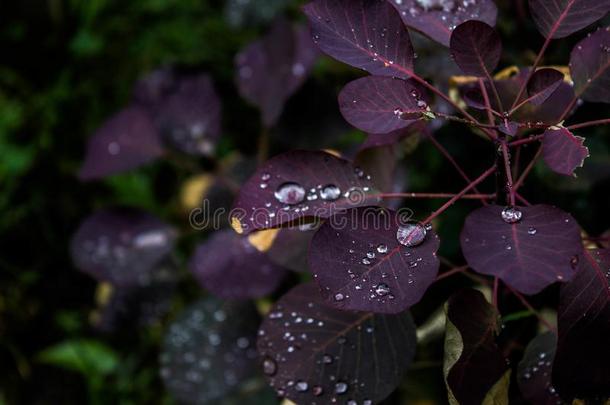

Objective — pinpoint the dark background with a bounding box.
[1,0,609,403]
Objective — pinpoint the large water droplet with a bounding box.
[274,183,306,205]
[501,207,522,224]
[335,381,348,394]
[334,293,345,302]
[374,283,390,296]
[320,184,341,201]
[295,381,308,392]
[396,223,427,247]
[262,357,277,376]
[377,244,388,253]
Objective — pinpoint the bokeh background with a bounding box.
[1,1,609,404]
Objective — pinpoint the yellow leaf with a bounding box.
[248,228,280,252]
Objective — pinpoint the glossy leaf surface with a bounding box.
[570,27,610,103]
[450,21,501,77]
[309,207,440,313]
[461,204,583,294]
[303,0,415,78]
[529,0,610,39]
[257,282,417,404]
[527,68,565,105]
[542,127,589,176]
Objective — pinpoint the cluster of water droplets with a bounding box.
[395,0,482,31]
[259,299,376,404]
[160,299,258,403]
[520,350,563,404]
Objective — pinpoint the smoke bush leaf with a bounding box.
[570,27,610,103]
[388,0,498,46]
[257,282,417,404]
[542,127,589,176]
[529,0,610,39]
[460,204,583,294]
[309,207,440,313]
[450,21,502,77]
[526,68,565,106]
[303,0,415,79]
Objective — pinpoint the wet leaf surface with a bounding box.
[303,0,415,78]
[570,27,610,103]
[553,249,610,401]
[338,76,428,134]
[527,68,565,106]
[70,208,176,288]
[461,204,583,294]
[257,282,417,404]
[231,150,380,235]
[529,0,610,39]
[309,207,440,313]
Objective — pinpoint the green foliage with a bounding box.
[38,339,119,377]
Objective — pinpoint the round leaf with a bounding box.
[529,0,610,39]
[570,27,610,103]
[450,21,502,77]
[309,207,440,313]
[460,204,583,294]
[527,68,565,106]
[303,0,415,78]
[257,282,417,404]
[542,127,589,176]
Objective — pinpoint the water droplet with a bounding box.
[335,381,349,394]
[377,244,388,253]
[261,173,271,181]
[501,206,523,224]
[320,184,341,201]
[396,223,427,247]
[374,283,390,296]
[322,354,333,364]
[274,183,306,205]
[263,357,277,375]
[334,293,345,302]
[312,386,324,396]
[528,227,537,235]
[361,258,371,265]
[295,381,308,392]
[366,252,375,259]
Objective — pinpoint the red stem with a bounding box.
[435,265,469,281]
[423,165,496,224]
[501,141,516,206]
[510,36,553,111]
[377,192,495,200]
[567,118,610,131]
[493,277,499,309]
[509,134,544,147]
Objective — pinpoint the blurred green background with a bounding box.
[1,0,609,404]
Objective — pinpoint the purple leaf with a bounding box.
[338,76,429,134]
[527,68,565,106]
[235,19,319,127]
[450,21,502,77]
[529,0,610,39]
[498,120,519,136]
[303,0,415,79]
[553,249,610,401]
[542,127,589,176]
[570,27,610,103]
[517,332,565,405]
[460,204,583,294]
[267,226,317,272]
[70,208,177,288]
[230,150,380,235]
[257,282,417,404]
[309,207,440,313]
[388,0,498,46]
[155,74,222,156]
[78,106,164,180]
[444,289,509,405]
[160,298,260,403]
[189,229,288,299]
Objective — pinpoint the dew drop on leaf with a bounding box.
[377,244,388,253]
[320,184,341,201]
[374,283,391,296]
[528,227,537,235]
[263,357,277,376]
[335,381,348,394]
[274,182,306,205]
[501,206,522,224]
[396,223,427,247]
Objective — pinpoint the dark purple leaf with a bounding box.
[309,207,440,313]
[517,332,565,405]
[388,0,498,46]
[570,27,610,103]
[450,21,502,77]
[542,127,589,176]
[529,0,610,39]
[155,74,222,156]
[444,289,509,404]
[160,298,260,404]
[460,204,583,294]
[70,208,177,288]
[303,0,415,78]
[235,19,319,127]
[257,282,417,404]
[78,106,163,180]
[230,150,380,235]
[360,123,423,149]
[498,120,519,136]
[267,226,317,272]
[189,229,288,299]
[95,262,177,332]
[459,69,575,123]
[338,76,429,134]
[553,249,610,401]
[527,68,565,106]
